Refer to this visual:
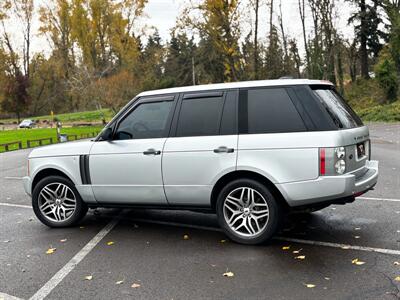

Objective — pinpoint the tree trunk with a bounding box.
[360,0,370,79]
[298,0,310,77]
[254,0,259,79]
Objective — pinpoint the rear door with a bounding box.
[89,95,176,204]
[162,90,238,206]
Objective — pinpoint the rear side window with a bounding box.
[247,88,306,134]
[176,95,224,137]
[311,86,363,129]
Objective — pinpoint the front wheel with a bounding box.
[32,175,88,227]
[216,179,282,245]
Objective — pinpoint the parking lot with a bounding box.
[1,123,399,300]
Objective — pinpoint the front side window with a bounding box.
[247,88,306,134]
[115,100,173,140]
[176,95,224,137]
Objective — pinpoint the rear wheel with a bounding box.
[32,175,88,227]
[216,178,282,245]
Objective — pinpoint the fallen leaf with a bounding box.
[60,239,67,243]
[331,207,336,210]
[394,261,400,266]
[131,283,141,288]
[223,271,234,277]
[46,248,56,254]
[351,258,365,265]
[324,277,330,280]
[354,236,361,239]
[305,284,316,288]
[282,246,290,250]
[84,275,93,281]
[79,226,85,229]
[354,227,361,230]
[292,249,302,254]
[395,277,400,282]
[295,255,306,260]
[29,217,34,221]
[133,224,139,228]
[115,280,124,285]
[220,239,226,243]
[3,240,10,243]
[183,234,189,240]
[107,241,115,246]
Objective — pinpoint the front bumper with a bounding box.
[277,160,379,207]
[23,176,32,196]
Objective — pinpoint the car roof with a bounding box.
[138,79,334,97]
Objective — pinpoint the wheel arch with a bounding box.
[210,170,289,211]
[32,168,75,193]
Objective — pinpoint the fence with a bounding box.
[0,131,99,153]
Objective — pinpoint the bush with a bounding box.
[374,47,399,102]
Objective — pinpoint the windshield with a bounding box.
[311,86,363,129]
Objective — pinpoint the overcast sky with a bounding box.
[6,0,354,56]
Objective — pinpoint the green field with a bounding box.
[0,109,114,124]
[0,126,104,152]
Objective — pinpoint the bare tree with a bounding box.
[298,0,310,76]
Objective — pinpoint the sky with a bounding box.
[5,0,355,56]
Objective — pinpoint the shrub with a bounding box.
[374,47,399,102]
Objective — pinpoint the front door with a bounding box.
[89,95,176,204]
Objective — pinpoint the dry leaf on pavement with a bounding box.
[46,248,56,254]
[305,284,316,288]
[295,255,306,260]
[395,277,400,281]
[60,239,67,243]
[131,283,141,288]
[107,241,115,246]
[115,280,124,285]
[84,275,93,281]
[282,246,290,250]
[183,234,189,240]
[223,271,234,277]
[351,258,365,265]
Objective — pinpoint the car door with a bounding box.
[89,94,176,204]
[162,90,238,206]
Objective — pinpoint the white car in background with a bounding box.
[19,119,36,129]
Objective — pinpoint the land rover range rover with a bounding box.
[23,79,378,244]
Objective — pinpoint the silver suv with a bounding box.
[23,79,378,244]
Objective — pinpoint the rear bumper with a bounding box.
[23,176,32,196]
[277,160,379,207]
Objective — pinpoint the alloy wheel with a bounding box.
[223,187,270,237]
[38,182,77,222]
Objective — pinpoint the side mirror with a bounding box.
[99,127,113,141]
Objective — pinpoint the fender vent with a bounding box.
[79,155,91,184]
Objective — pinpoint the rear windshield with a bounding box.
[311,86,363,129]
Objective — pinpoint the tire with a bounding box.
[32,175,88,227]
[216,178,282,245]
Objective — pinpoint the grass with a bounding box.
[0,109,114,125]
[0,126,104,152]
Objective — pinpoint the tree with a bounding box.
[375,46,399,101]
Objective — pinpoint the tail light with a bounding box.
[319,148,326,175]
[319,147,346,176]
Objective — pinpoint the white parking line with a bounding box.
[29,217,120,300]
[358,196,400,202]
[275,237,400,256]
[4,177,23,180]
[0,203,31,209]
[129,218,400,256]
[0,292,23,300]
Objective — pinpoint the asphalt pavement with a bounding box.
[0,123,399,300]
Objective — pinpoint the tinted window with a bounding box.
[312,87,363,129]
[176,95,224,137]
[220,90,238,135]
[247,88,306,134]
[115,100,173,140]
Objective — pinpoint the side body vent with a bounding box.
[79,155,91,184]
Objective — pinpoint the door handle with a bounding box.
[213,146,234,153]
[143,148,161,155]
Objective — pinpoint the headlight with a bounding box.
[335,146,345,159]
[335,159,346,174]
